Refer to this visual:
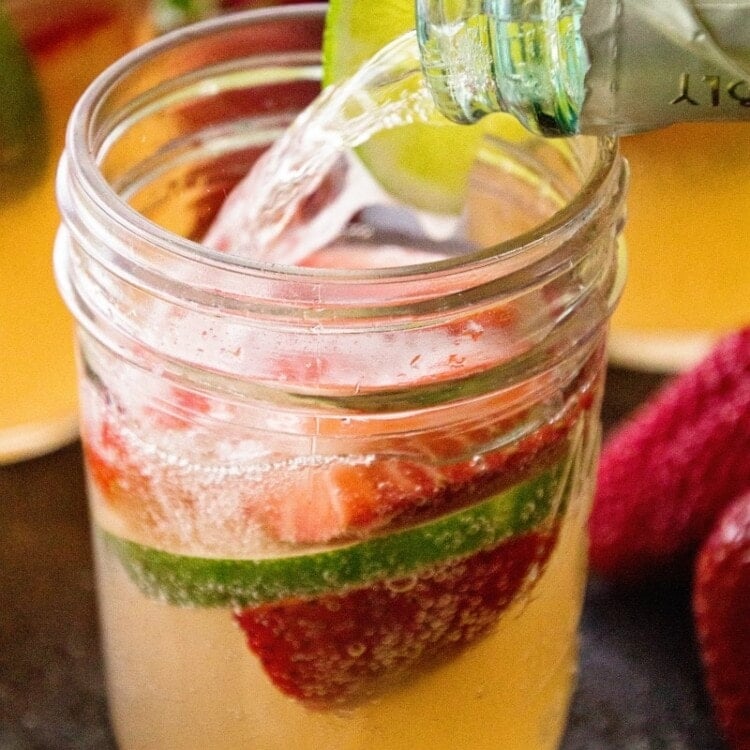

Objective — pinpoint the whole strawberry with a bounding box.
[589,327,750,581]
[693,493,750,750]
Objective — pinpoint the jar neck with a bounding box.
[57,138,626,412]
[54,6,626,412]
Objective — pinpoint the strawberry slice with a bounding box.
[85,378,583,546]
[254,456,444,544]
[84,418,151,513]
[235,526,558,707]
[693,492,750,750]
[589,327,750,582]
[97,403,576,706]
[247,403,582,545]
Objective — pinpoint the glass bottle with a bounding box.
[417,0,750,136]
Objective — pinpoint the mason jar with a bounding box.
[55,5,627,749]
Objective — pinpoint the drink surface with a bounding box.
[0,1,141,462]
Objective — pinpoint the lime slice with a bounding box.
[0,6,47,201]
[321,0,412,90]
[322,0,528,213]
[102,461,569,608]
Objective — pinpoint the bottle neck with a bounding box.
[417,0,589,136]
[417,0,750,136]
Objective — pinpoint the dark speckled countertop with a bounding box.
[0,367,729,750]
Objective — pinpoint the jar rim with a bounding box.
[63,2,624,291]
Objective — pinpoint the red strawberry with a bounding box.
[84,417,150,506]
[83,415,166,535]
[82,386,211,533]
[83,367,584,547]
[234,527,558,707]
[248,407,578,545]
[693,493,750,750]
[589,328,750,582]
[253,456,444,544]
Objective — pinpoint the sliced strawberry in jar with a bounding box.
[84,418,151,510]
[250,456,445,544]
[102,460,570,608]
[83,336,594,551]
[103,453,573,705]
[235,526,559,707]
[249,406,580,545]
[85,380,583,548]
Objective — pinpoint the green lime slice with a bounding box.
[102,460,570,608]
[322,0,529,213]
[0,6,48,201]
[321,0,411,90]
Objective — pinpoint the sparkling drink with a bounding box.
[0,0,145,462]
[55,6,627,748]
[91,441,592,750]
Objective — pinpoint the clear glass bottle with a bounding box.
[55,6,627,748]
[417,0,750,135]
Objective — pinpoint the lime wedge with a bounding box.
[322,0,528,213]
[0,6,47,201]
[321,0,412,90]
[102,461,568,608]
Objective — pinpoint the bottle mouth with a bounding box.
[417,0,590,136]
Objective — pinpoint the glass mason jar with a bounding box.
[55,5,627,749]
[0,0,147,463]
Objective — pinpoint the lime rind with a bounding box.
[102,460,570,608]
[0,6,48,201]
